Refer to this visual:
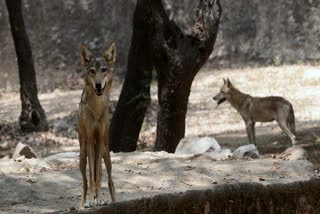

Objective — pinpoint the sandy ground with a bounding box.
[1,65,320,213]
[0,151,315,213]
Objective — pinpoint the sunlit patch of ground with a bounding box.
[140,65,320,167]
[1,65,320,167]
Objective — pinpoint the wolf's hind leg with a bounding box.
[278,119,296,146]
[287,110,296,135]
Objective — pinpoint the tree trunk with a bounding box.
[6,0,48,132]
[109,2,153,152]
[140,0,222,153]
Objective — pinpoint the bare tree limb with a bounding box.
[192,0,222,53]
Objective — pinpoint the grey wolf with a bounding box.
[78,43,116,208]
[213,78,296,146]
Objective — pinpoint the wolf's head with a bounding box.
[80,42,116,96]
[213,78,234,105]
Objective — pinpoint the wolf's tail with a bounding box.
[287,104,296,135]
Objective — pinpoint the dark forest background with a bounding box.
[1,0,320,91]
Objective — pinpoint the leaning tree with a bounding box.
[110,0,221,153]
[5,0,48,132]
[109,2,153,152]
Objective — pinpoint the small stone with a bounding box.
[26,179,36,184]
[12,143,37,159]
[232,144,260,159]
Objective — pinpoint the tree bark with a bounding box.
[140,0,222,152]
[6,0,48,132]
[109,2,153,152]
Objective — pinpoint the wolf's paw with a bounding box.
[96,198,107,206]
[84,200,95,208]
[79,203,85,210]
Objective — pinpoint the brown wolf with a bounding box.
[78,43,116,208]
[213,78,296,146]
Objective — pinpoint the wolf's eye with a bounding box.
[88,68,95,74]
[101,68,107,73]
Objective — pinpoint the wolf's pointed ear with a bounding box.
[80,44,94,67]
[226,78,233,88]
[104,42,116,66]
[223,78,226,85]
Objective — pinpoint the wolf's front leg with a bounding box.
[104,128,116,203]
[251,122,256,145]
[245,120,256,145]
[85,143,96,208]
[95,142,107,206]
[79,136,87,209]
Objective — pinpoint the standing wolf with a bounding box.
[78,43,116,208]
[213,78,296,146]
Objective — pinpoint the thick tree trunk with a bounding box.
[141,0,222,153]
[6,0,48,132]
[109,2,153,152]
[155,77,194,152]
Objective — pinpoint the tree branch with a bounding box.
[192,0,222,53]
[139,0,184,62]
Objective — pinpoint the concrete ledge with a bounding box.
[79,179,320,214]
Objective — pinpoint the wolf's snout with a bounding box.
[213,93,226,105]
[213,94,221,101]
[96,82,102,89]
[95,82,104,96]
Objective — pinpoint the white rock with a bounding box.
[232,144,260,159]
[12,143,37,159]
[175,137,220,155]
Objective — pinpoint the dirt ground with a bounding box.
[0,151,315,213]
[1,65,320,167]
[1,65,320,213]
